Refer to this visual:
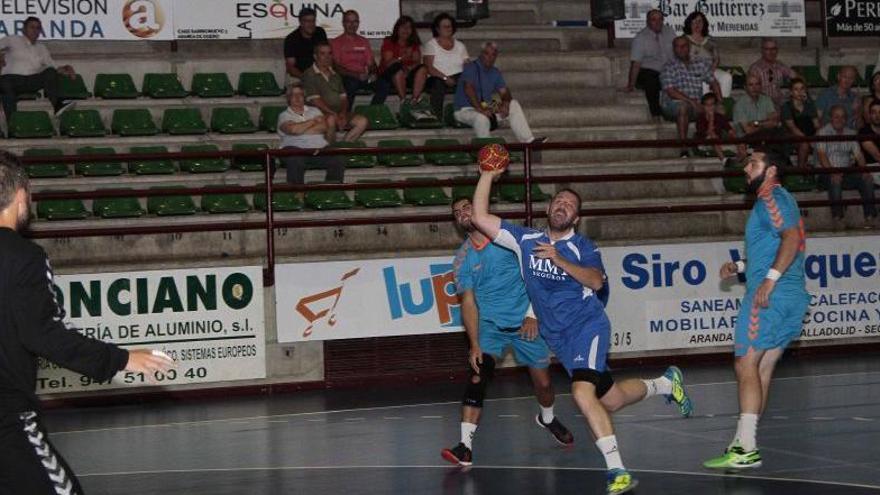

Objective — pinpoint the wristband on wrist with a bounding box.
[735,260,746,273]
[766,268,781,281]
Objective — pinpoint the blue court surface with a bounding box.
[44,352,880,494]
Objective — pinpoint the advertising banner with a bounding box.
[0,0,175,40]
[173,0,399,40]
[614,0,806,39]
[277,236,880,354]
[37,266,266,395]
[826,0,880,37]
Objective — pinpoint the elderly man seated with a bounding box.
[732,73,786,160]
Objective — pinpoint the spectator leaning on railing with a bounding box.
[624,9,675,121]
[0,16,77,122]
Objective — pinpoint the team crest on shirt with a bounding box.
[528,255,567,281]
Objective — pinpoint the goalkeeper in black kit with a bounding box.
[0,151,174,495]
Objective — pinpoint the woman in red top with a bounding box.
[376,16,428,105]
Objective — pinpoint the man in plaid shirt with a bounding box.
[661,35,722,156]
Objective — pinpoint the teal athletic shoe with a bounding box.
[663,365,693,417]
[703,443,763,469]
[606,468,638,494]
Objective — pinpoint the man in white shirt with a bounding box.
[0,17,77,121]
[277,82,344,185]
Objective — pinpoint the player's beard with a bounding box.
[549,210,576,232]
[746,170,767,195]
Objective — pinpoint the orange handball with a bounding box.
[478,143,510,172]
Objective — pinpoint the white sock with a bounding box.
[642,375,672,398]
[595,435,624,471]
[461,422,478,449]
[540,405,555,424]
[733,413,759,451]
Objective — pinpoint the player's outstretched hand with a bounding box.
[125,349,176,383]
[532,242,558,263]
[753,279,775,308]
[719,261,739,279]
[519,317,538,341]
[479,167,505,181]
[468,345,483,374]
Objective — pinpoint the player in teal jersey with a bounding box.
[442,197,573,467]
[705,150,810,470]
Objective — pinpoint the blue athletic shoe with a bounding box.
[663,365,693,418]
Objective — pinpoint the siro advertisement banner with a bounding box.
[37,266,266,395]
[0,0,175,40]
[276,236,880,353]
[172,0,399,40]
[825,0,880,37]
[614,0,806,38]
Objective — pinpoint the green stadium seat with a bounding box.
[783,169,816,192]
[404,177,451,206]
[424,138,472,165]
[211,107,257,133]
[377,139,423,167]
[201,186,250,213]
[191,72,234,98]
[722,97,735,117]
[58,74,91,100]
[22,148,68,178]
[75,147,125,176]
[232,143,269,172]
[471,137,522,162]
[866,66,877,86]
[328,140,375,168]
[111,109,158,136]
[60,109,106,137]
[37,192,88,220]
[723,158,747,193]
[719,66,746,90]
[162,108,208,135]
[398,100,443,129]
[451,177,499,203]
[827,65,865,87]
[179,144,229,173]
[355,180,403,208]
[259,105,286,132]
[499,178,550,203]
[142,73,188,98]
[238,72,283,97]
[444,103,470,128]
[353,104,399,130]
[93,190,145,218]
[792,66,827,88]
[253,189,303,212]
[147,186,198,216]
[8,111,54,138]
[129,146,176,175]
[305,187,354,210]
[94,73,138,98]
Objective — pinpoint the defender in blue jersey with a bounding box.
[470,169,693,495]
[441,197,573,467]
[705,151,810,471]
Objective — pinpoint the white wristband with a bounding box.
[525,304,536,319]
[766,268,782,281]
[735,260,746,273]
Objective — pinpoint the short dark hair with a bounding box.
[683,11,709,37]
[553,188,582,207]
[343,10,359,20]
[313,40,331,54]
[869,98,880,112]
[451,196,471,209]
[298,7,316,19]
[24,16,40,26]
[754,149,790,179]
[789,77,807,90]
[701,92,717,105]
[0,151,29,211]
[431,12,456,37]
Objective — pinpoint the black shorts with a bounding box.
[0,412,84,495]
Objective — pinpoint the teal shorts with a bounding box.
[479,319,551,368]
[734,290,810,357]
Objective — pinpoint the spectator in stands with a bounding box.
[624,9,675,120]
[782,78,820,169]
[660,36,721,157]
[861,71,879,126]
[859,99,880,185]
[303,42,369,143]
[454,42,543,143]
[331,10,381,111]
[284,7,328,81]
[276,82,344,187]
[423,13,470,118]
[683,12,732,98]
[0,16,77,121]
[816,105,876,228]
[748,38,797,109]
[733,73,783,159]
[817,65,862,129]
[693,93,735,162]
[376,16,429,107]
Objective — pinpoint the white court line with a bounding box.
[75,464,880,490]
[53,370,880,436]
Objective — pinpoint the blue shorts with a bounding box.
[734,290,810,357]
[543,314,611,375]
[479,320,551,368]
[661,99,697,121]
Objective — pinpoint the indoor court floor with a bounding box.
[44,352,880,494]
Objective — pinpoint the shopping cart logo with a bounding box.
[295,268,361,338]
